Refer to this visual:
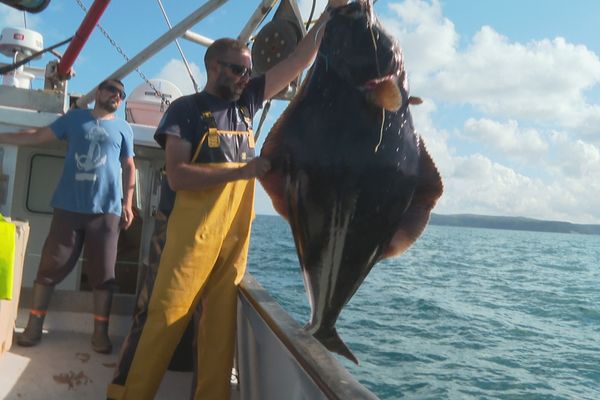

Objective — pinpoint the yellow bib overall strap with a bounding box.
[190,98,255,165]
[202,111,220,149]
[239,105,255,148]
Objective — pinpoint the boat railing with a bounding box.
[236,273,379,400]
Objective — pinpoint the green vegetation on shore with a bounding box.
[429,214,600,235]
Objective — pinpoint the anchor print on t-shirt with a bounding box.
[74,123,108,181]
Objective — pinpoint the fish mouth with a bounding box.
[359,48,403,91]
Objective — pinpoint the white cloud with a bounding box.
[463,118,548,159]
[431,122,600,223]
[380,1,600,139]
[437,153,599,224]
[428,28,600,129]
[446,123,600,223]
[375,0,600,223]
[381,0,457,77]
[0,5,40,29]
[155,59,205,95]
[549,132,600,178]
[439,154,540,215]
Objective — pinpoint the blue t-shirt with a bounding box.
[49,109,134,216]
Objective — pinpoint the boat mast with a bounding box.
[57,0,111,79]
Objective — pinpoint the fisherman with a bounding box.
[106,1,348,399]
[0,78,135,354]
[109,169,199,390]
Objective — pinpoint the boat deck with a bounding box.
[0,281,377,400]
[1,315,197,400]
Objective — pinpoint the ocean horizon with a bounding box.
[247,214,600,399]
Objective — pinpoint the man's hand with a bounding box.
[263,0,349,100]
[240,157,271,179]
[121,204,134,230]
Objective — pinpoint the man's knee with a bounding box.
[94,279,118,292]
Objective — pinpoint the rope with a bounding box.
[305,0,317,30]
[368,4,384,153]
[374,108,385,153]
[0,36,73,75]
[156,0,199,93]
[73,0,170,108]
[254,99,272,142]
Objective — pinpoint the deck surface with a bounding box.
[0,329,195,400]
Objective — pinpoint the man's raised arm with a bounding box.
[263,0,348,100]
[0,126,56,146]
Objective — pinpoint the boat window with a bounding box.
[26,154,63,214]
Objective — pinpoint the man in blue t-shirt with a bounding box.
[0,78,135,354]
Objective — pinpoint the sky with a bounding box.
[1,0,599,224]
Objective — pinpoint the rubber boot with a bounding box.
[17,283,54,347]
[91,289,113,354]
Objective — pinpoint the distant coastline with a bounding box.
[429,213,600,235]
[255,213,600,235]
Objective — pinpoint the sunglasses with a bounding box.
[101,84,126,100]
[218,61,252,77]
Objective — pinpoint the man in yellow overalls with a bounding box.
[108,2,348,399]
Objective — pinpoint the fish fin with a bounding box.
[259,118,290,221]
[259,64,319,221]
[383,139,444,258]
[367,79,402,112]
[259,168,289,221]
[314,328,359,365]
[408,96,423,105]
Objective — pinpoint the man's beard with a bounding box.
[97,99,118,113]
[215,83,241,102]
[215,74,245,102]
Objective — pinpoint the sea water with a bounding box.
[247,215,600,400]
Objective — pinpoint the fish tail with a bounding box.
[315,328,359,365]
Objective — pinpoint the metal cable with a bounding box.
[156,0,199,93]
[254,99,271,142]
[0,36,73,75]
[74,0,168,105]
[305,0,317,30]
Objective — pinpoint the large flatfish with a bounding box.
[260,0,443,364]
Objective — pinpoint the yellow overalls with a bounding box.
[108,106,256,400]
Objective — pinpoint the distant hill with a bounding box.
[429,213,600,235]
